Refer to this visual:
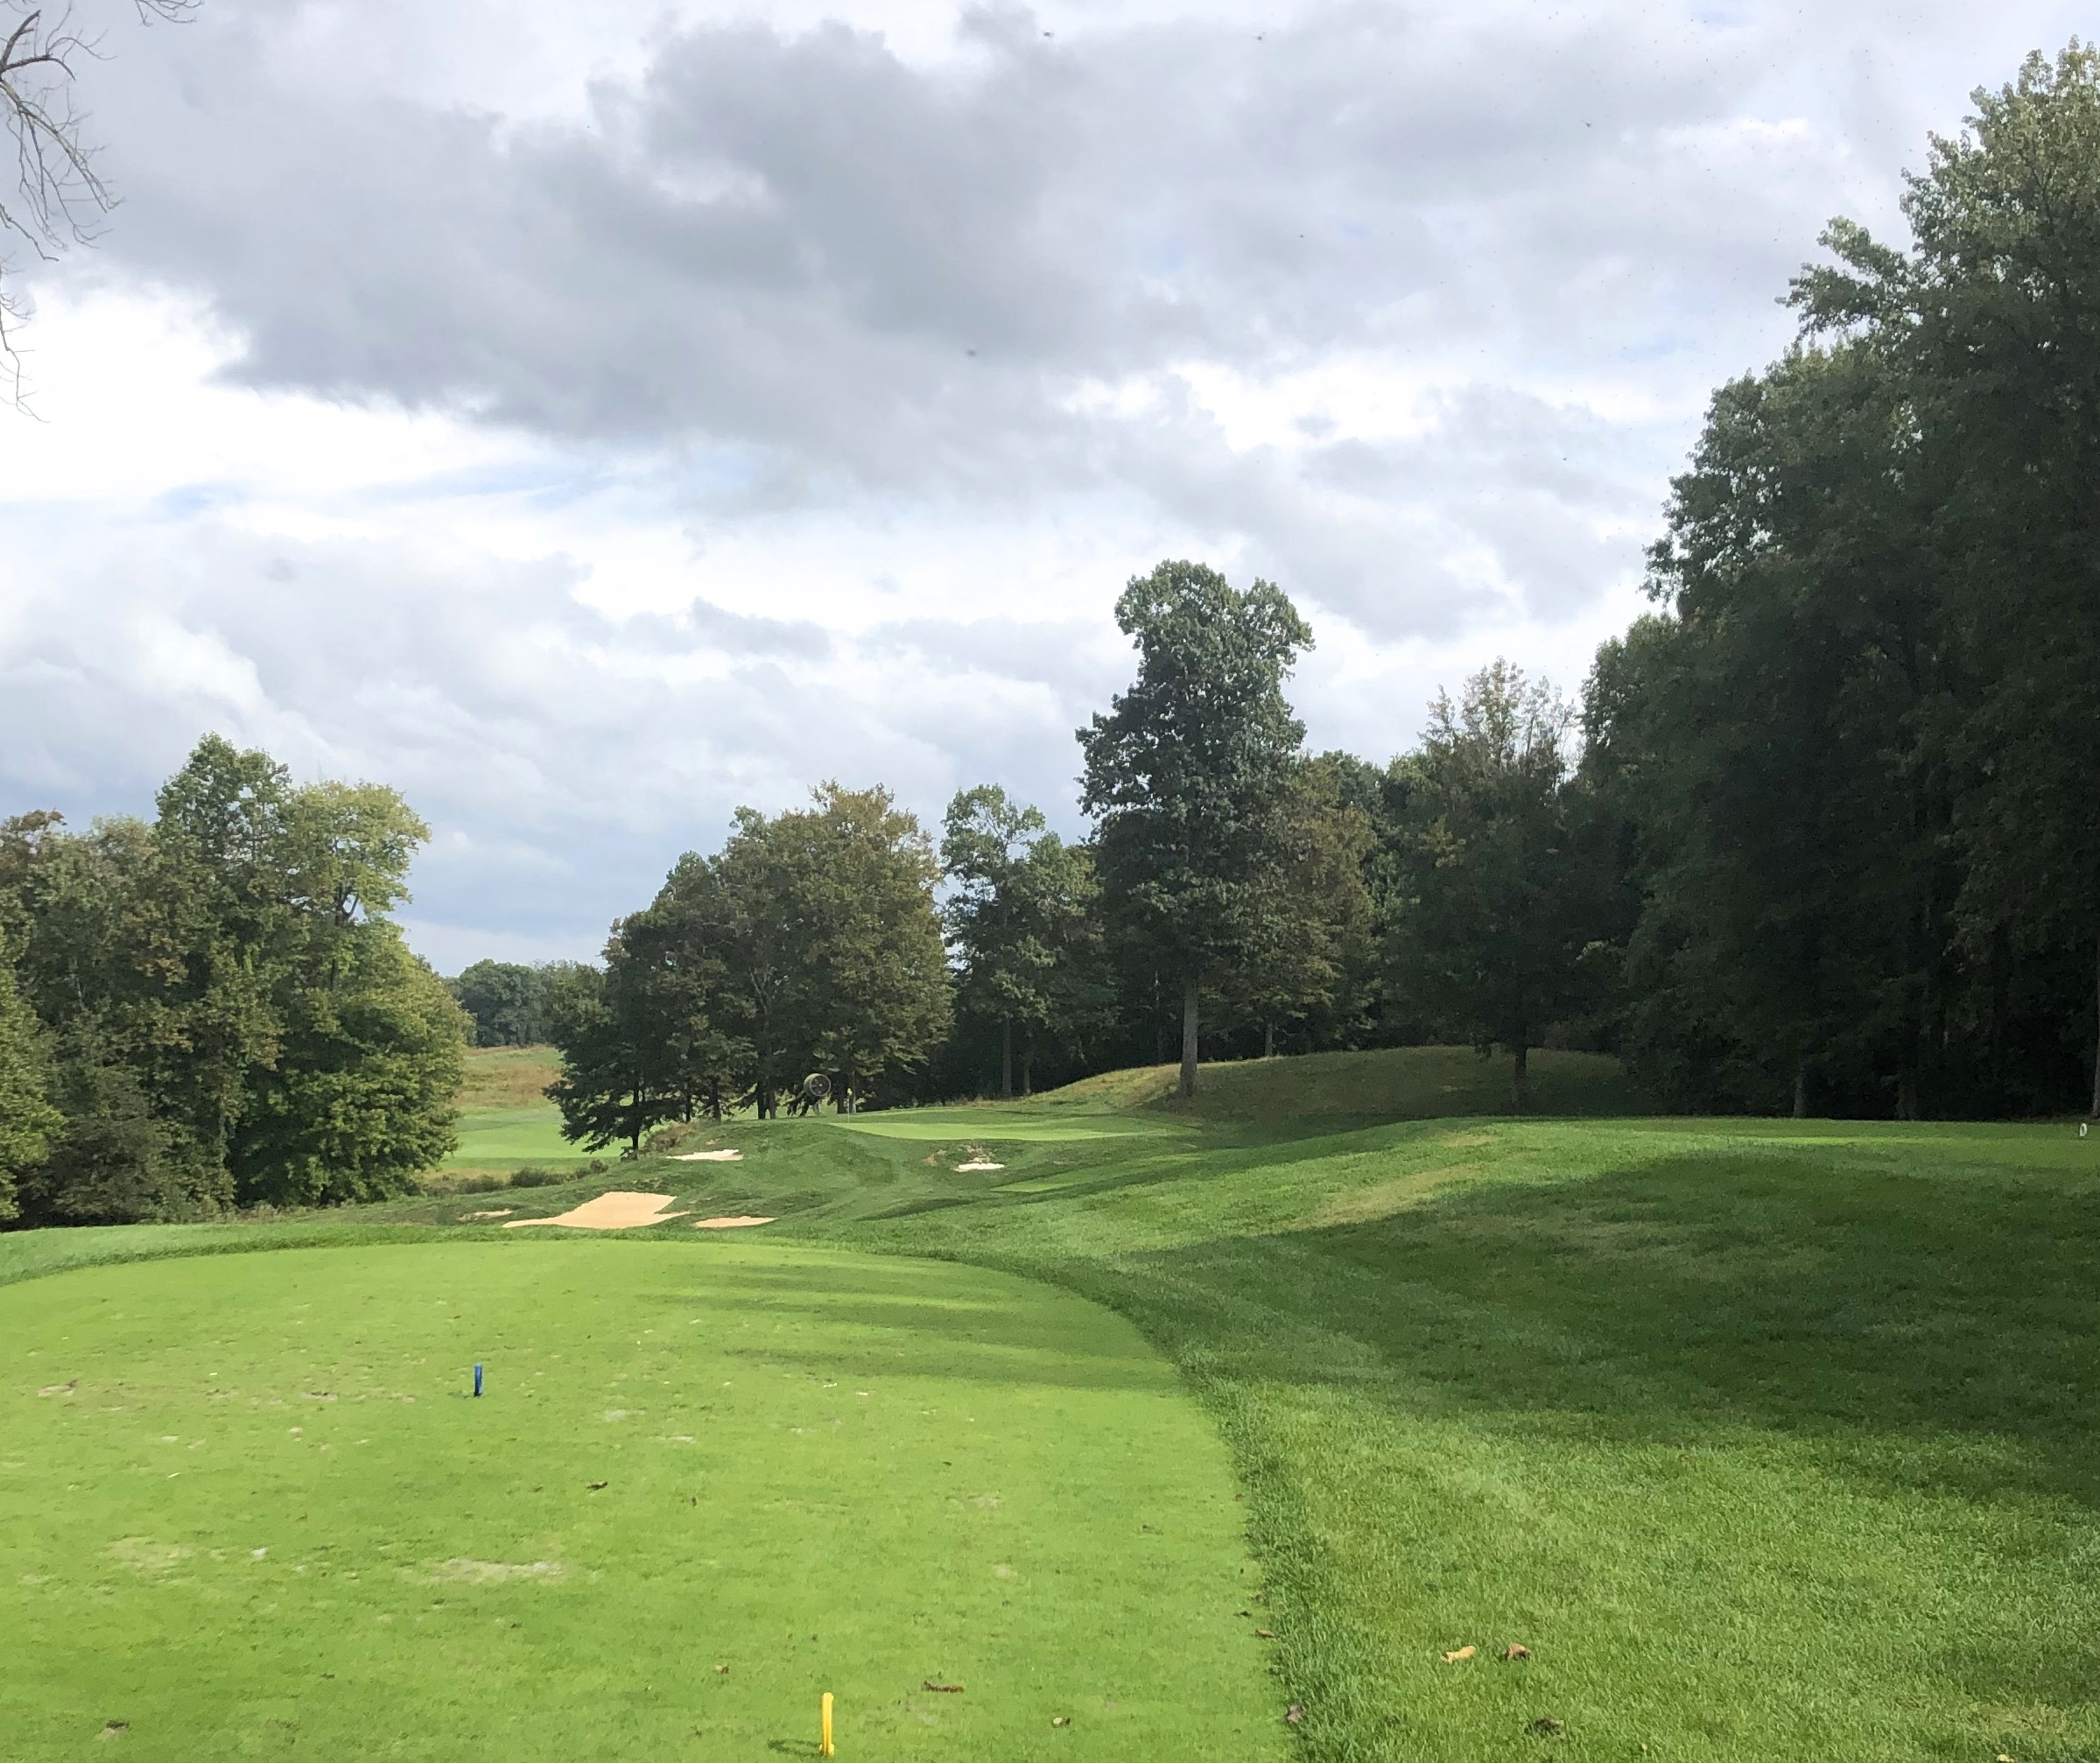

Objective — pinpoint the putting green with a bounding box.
[1,1240,1277,1761]
[826,1109,1174,1143]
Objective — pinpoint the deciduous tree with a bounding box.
[1079,560,1313,1098]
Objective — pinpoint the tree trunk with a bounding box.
[1179,974,1200,1099]
[1792,1059,1808,1120]
[1510,1040,1528,1113]
[1020,1036,1033,1098]
[1001,1018,1013,1100]
[1263,1021,1275,1059]
[2090,934,2100,1120]
[1896,1071,1920,1121]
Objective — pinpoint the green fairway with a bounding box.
[5,1047,2096,1761]
[437,1049,584,1175]
[1,1240,1277,1761]
[440,1104,588,1171]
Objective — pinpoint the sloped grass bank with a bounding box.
[1034,1044,1643,1126]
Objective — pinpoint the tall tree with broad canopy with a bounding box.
[1219,755,1377,1058]
[1792,44,2100,1118]
[941,785,1104,1097]
[1387,662,1593,1110]
[0,736,463,1219]
[762,784,952,1110]
[1600,341,1938,1115]
[1079,560,1313,1099]
[556,784,952,1125]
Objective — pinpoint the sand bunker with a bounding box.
[671,1148,744,1162]
[692,1215,776,1230]
[504,1191,690,1231]
[956,1160,1004,1172]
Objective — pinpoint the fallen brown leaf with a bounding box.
[923,1681,964,1694]
[1528,1716,1565,1736]
[1050,1717,1071,1728]
[1284,1703,1305,1724]
[1441,1646,1477,1663]
[586,1480,608,1491]
[39,1380,78,1397]
[713,1665,728,1675]
[1502,1643,1532,1661]
[1255,1628,1275,1639]
[98,1723,129,1740]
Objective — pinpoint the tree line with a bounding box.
[552,48,2100,1133]
[7,45,2096,1214]
[0,738,464,1226]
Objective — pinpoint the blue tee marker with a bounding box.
[474,1362,484,1397]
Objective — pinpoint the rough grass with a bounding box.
[1033,1044,1643,1124]
[5,1046,2096,1761]
[456,1044,565,1109]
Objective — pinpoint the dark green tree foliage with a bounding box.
[1079,560,1315,1097]
[1590,44,2100,1116]
[452,961,553,1047]
[0,738,464,1221]
[941,786,1107,1096]
[542,954,685,1154]
[1218,755,1377,1057]
[550,784,951,1134]
[0,929,58,1220]
[1387,664,1595,1107]
[1598,344,1938,1113]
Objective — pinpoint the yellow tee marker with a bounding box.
[820,1691,835,1757]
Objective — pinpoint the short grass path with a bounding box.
[1,1240,1278,1761]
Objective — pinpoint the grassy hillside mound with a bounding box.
[1035,1043,1643,1125]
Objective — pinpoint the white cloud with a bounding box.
[2,0,2092,962]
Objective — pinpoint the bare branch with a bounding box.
[1,0,194,404]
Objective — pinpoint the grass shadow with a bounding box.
[1134,1143,2100,1507]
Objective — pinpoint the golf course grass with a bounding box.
[438,1049,589,1176]
[1,1240,1275,1760]
[4,1047,2096,1760]
[439,1104,592,1174]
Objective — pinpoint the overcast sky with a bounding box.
[0,0,2086,968]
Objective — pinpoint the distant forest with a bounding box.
[4,48,2096,1220]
